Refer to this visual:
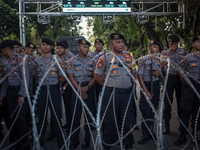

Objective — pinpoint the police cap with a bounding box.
[0,40,13,49]
[12,40,22,47]
[94,38,104,46]
[110,33,124,40]
[55,41,67,49]
[25,42,36,49]
[149,39,161,49]
[59,40,68,48]
[78,39,91,46]
[40,37,54,46]
[169,34,180,42]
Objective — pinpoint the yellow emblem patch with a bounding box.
[192,64,197,66]
[51,72,55,75]
[112,65,117,68]
[113,70,117,74]
[113,35,119,39]
[82,40,86,44]
[76,68,80,70]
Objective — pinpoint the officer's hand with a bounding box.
[169,45,177,53]
[18,97,24,106]
[62,89,65,94]
[81,87,88,95]
[82,93,88,100]
[0,96,3,106]
[146,91,153,100]
[153,69,161,77]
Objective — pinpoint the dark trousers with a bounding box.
[180,81,200,132]
[131,88,137,124]
[1,97,11,130]
[71,86,95,135]
[102,88,134,145]
[63,86,72,129]
[163,74,182,122]
[36,85,62,137]
[139,81,160,136]
[7,87,29,144]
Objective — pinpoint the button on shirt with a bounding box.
[95,51,134,89]
[161,48,187,75]
[32,55,64,85]
[67,55,95,83]
[181,53,200,80]
[138,58,161,82]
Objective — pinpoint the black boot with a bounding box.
[163,121,170,135]
[138,128,150,144]
[149,124,157,141]
[46,129,56,141]
[69,134,80,149]
[174,131,187,145]
[82,130,91,148]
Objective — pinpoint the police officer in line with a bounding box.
[32,38,64,148]
[12,40,23,55]
[95,33,135,150]
[0,40,30,150]
[67,39,96,149]
[123,40,139,130]
[161,35,187,134]
[59,40,75,59]
[55,41,73,134]
[174,36,200,145]
[36,44,42,57]
[137,40,162,144]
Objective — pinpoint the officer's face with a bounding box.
[13,45,22,54]
[1,48,7,57]
[25,47,35,56]
[41,42,53,53]
[193,40,200,51]
[55,46,65,55]
[169,42,178,50]
[78,44,89,56]
[123,45,128,51]
[37,47,42,55]
[110,39,124,52]
[94,43,103,52]
[149,45,160,54]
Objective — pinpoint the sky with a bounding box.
[78,16,93,39]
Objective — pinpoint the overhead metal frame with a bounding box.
[17,0,185,45]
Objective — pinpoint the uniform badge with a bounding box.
[52,68,55,71]
[89,68,92,70]
[76,68,80,70]
[69,61,72,63]
[125,54,130,58]
[113,70,117,74]
[181,56,184,58]
[126,58,131,61]
[169,39,172,42]
[30,44,34,48]
[13,61,16,63]
[112,65,117,68]
[82,40,86,44]
[66,69,68,72]
[157,60,160,64]
[180,51,183,53]
[111,59,116,62]
[51,72,55,75]
[37,68,40,71]
[18,58,23,63]
[51,61,54,64]
[89,61,92,64]
[100,58,105,62]
[66,66,68,68]
[14,72,17,75]
[147,67,151,70]
[98,62,103,68]
[129,68,131,72]
[96,39,99,43]
[181,61,185,66]
[114,35,119,39]
[150,40,154,44]
[192,63,197,66]
[89,71,92,75]
[161,51,164,54]
[132,63,137,69]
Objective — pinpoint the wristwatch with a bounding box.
[87,85,91,90]
[62,87,66,90]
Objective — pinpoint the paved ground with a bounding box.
[0,86,199,150]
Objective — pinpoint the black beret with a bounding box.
[94,38,104,46]
[0,40,13,49]
[110,33,124,40]
[169,34,180,42]
[78,39,91,46]
[149,39,161,49]
[55,41,67,49]
[25,42,36,49]
[192,36,200,43]
[59,40,68,48]
[40,37,54,46]
[12,40,22,46]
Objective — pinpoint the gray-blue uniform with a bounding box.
[66,50,74,59]
[32,54,64,143]
[138,58,161,140]
[0,49,30,147]
[161,36,187,130]
[67,54,96,145]
[95,50,135,147]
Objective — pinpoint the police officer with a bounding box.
[174,36,200,145]
[95,33,134,150]
[55,41,73,134]
[0,40,30,150]
[12,40,23,55]
[32,38,64,148]
[137,40,162,144]
[59,40,75,59]
[36,44,42,57]
[161,35,187,134]
[67,39,96,149]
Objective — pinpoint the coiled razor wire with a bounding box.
[0,52,199,150]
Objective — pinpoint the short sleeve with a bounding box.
[95,56,106,76]
[138,59,144,75]
[67,58,74,74]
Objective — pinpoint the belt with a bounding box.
[77,82,89,87]
[41,84,58,90]
[105,86,132,94]
[144,80,160,86]
[8,85,21,91]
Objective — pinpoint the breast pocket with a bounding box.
[86,65,94,76]
[50,67,58,77]
[189,63,197,73]
[110,68,119,77]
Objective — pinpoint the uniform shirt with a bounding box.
[138,58,161,82]
[90,50,105,66]
[95,51,134,89]
[67,55,95,83]
[0,58,7,77]
[0,51,29,97]
[161,47,187,75]
[57,55,69,76]
[181,53,200,80]
[65,50,74,59]
[32,55,64,85]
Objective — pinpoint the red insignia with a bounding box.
[98,62,103,68]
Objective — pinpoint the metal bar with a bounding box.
[22,1,26,45]
[19,0,23,44]
[131,2,176,4]
[183,3,186,28]
[144,2,166,12]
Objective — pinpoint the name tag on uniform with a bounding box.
[179,51,183,53]
[192,64,197,66]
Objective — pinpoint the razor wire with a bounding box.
[0,51,199,150]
